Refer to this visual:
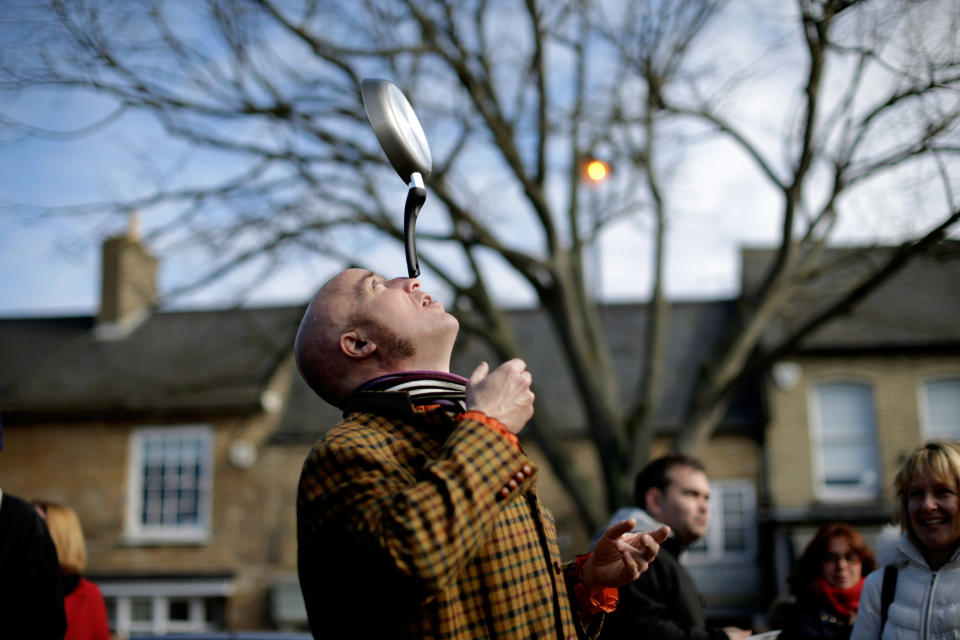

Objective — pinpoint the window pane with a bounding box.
[168,598,190,622]
[135,428,210,534]
[131,598,153,623]
[205,597,225,626]
[104,597,117,628]
[685,480,755,561]
[818,383,874,439]
[925,379,960,440]
[724,526,745,552]
[815,382,880,494]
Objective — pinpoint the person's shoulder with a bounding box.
[873,523,912,565]
[858,563,888,608]
[302,413,411,470]
[0,491,33,516]
[767,595,799,627]
[593,508,664,547]
[0,492,45,535]
[76,577,104,594]
[322,412,408,447]
[863,563,886,584]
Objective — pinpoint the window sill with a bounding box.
[815,491,883,504]
[119,533,213,548]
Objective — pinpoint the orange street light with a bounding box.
[584,159,610,183]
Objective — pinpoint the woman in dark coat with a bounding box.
[774,522,876,640]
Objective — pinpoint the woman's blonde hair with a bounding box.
[32,500,87,575]
[894,440,960,536]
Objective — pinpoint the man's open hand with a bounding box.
[466,359,535,434]
[582,520,671,592]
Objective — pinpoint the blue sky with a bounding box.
[0,1,955,318]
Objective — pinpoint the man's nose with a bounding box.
[387,277,420,291]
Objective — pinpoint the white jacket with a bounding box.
[851,531,960,639]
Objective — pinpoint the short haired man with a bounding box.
[599,454,751,640]
[294,269,669,640]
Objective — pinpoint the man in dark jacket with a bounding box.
[599,454,751,640]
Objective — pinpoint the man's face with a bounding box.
[650,465,711,546]
[341,269,459,367]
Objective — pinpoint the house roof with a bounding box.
[12,239,955,436]
[0,305,306,422]
[741,240,960,352]
[0,287,762,440]
[272,299,764,443]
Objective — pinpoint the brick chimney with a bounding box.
[96,213,158,339]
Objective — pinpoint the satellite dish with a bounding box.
[361,78,432,277]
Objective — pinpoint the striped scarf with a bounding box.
[355,371,468,414]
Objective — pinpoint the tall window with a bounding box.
[686,480,756,563]
[922,378,960,441]
[812,382,881,500]
[126,425,213,543]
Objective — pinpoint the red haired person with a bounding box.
[774,522,875,639]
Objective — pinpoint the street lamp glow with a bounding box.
[585,159,609,182]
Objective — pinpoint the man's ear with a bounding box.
[645,486,665,519]
[340,330,376,359]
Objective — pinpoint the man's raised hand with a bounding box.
[583,520,671,592]
[466,359,535,434]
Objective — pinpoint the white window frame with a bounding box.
[685,479,756,564]
[125,425,214,544]
[809,380,881,501]
[100,578,232,636]
[920,376,960,442]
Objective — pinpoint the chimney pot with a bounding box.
[97,221,158,331]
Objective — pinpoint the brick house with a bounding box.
[751,241,960,598]
[0,227,337,634]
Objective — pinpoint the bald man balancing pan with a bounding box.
[294,79,668,639]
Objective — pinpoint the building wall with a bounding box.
[0,415,309,631]
[766,354,960,510]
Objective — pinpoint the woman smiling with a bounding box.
[851,441,960,639]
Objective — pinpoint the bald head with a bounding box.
[295,269,459,407]
[295,269,366,407]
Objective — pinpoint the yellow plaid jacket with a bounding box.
[297,390,596,639]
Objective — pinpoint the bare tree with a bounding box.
[1,0,957,531]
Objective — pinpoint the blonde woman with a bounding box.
[33,501,109,640]
[850,441,960,639]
